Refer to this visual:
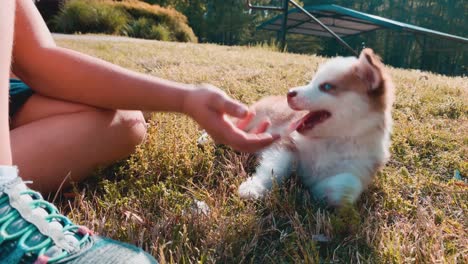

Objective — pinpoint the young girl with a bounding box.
[0,1,276,263]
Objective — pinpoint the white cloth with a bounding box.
[0,165,18,186]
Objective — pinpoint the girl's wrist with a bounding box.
[180,83,198,115]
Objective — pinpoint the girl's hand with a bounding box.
[183,84,278,153]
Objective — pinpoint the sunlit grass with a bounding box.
[56,36,467,263]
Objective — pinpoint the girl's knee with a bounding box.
[111,110,147,148]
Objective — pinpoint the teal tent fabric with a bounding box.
[258,4,468,44]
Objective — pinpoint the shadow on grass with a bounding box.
[53,141,384,263]
[224,174,383,263]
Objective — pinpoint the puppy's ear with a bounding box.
[354,48,383,90]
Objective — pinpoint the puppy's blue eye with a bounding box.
[320,83,334,92]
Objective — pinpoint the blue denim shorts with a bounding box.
[9,79,34,118]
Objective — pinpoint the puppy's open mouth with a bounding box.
[292,110,331,134]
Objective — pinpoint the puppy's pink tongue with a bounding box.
[287,111,331,135]
[287,118,304,134]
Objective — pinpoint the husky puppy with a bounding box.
[238,49,394,206]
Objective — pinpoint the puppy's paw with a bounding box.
[238,177,268,199]
[311,173,363,207]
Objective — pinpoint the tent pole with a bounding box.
[280,0,289,51]
[247,0,358,56]
[288,0,358,56]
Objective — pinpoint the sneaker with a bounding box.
[0,173,158,264]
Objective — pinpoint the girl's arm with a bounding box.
[12,0,190,112]
[11,0,276,152]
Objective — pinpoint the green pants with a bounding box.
[9,79,34,118]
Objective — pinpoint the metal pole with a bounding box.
[288,0,358,56]
[246,0,358,56]
[280,0,289,51]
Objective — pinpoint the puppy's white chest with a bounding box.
[294,137,363,182]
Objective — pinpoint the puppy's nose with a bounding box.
[287,90,297,98]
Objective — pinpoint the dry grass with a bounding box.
[54,36,467,263]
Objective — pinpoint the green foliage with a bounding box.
[52,0,129,34]
[142,0,467,75]
[141,0,282,46]
[126,18,170,41]
[150,24,171,41]
[305,0,467,76]
[113,0,197,42]
[52,0,196,42]
[44,0,466,74]
[202,0,253,45]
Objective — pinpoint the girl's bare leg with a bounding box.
[10,94,147,193]
[0,0,15,166]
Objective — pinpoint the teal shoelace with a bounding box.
[0,186,92,263]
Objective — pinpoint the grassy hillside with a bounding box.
[54,36,467,263]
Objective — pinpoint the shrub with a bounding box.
[125,17,154,39]
[52,0,197,42]
[112,0,197,42]
[149,25,171,41]
[52,0,129,34]
[126,17,171,41]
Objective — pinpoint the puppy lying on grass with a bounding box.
[237,48,395,207]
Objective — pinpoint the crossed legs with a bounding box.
[10,94,147,193]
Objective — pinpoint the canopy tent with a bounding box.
[253,3,468,55]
